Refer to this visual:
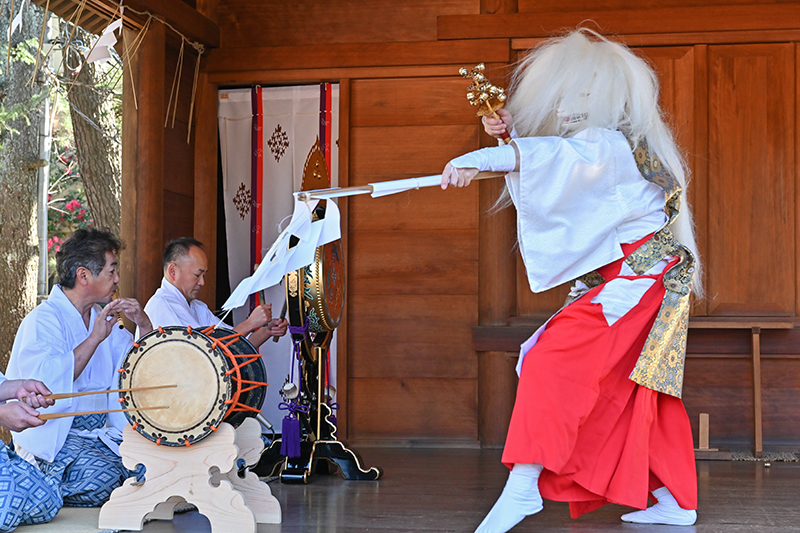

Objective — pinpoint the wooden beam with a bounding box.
[207,65,478,86]
[513,29,800,49]
[124,0,219,48]
[438,4,800,41]
[204,39,510,73]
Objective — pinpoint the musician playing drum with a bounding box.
[143,237,288,345]
[7,227,153,507]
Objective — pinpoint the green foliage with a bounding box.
[0,38,39,72]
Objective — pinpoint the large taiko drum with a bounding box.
[118,326,267,446]
[286,236,345,338]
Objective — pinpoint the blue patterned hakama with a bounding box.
[36,414,135,507]
[0,441,61,532]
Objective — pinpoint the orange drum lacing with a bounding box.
[200,326,268,418]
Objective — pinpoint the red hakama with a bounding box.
[502,239,697,518]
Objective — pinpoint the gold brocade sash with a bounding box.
[574,137,695,398]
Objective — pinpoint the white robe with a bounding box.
[6,285,132,462]
[508,128,671,375]
[507,128,667,293]
[142,278,218,332]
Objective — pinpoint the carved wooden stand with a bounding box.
[99,418,281,532]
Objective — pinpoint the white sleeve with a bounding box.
[510,129,644,292]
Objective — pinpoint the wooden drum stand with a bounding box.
[99,418,281,532]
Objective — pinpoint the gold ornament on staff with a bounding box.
[459,63,511,144]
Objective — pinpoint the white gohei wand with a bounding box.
[296,171,506,201]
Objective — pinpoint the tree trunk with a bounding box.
[65,25,122,236]
[0,4,46,371]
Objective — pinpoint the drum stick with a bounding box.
[271,300,287,343]
[38,406,169,420]
[32,384,178,402]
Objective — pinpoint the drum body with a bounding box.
[286,238,345,337]
[118,326,267,446]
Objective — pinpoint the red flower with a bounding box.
[65,200,81,212]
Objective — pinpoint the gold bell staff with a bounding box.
[460,63,511,144]
[38,406,169,421]
[296,171,507,201]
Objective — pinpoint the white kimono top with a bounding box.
[142,278,217,331]
[507,127,668,293]
[7,285,132,462]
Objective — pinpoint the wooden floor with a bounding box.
[110,446,800,533]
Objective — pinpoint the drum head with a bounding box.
[119,327,230,446]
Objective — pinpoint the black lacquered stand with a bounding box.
[253,344,381,483]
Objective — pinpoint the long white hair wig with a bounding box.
[506,28,702,296]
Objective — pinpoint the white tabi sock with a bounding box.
[475,463,544,533]
[620,486,697,526]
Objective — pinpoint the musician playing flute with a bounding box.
[7,228,153,507]
[442,29,700,532]
[142,237,288,344]
[0,376,61,531]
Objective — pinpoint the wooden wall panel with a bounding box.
[350,125,479,180]
[350,78,478,127]
[707,43,795,316]
[217,0,480,48]
[348,378,478,440]
[347,76,482,442]
[350,187,477,231]
[348,294,478,379]
[349,230,478,296]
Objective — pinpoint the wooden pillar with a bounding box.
[120,23,166,307]
[477,174,517,447]
[475,0,518,451]
[337,79,351,441]
[193,71,218,308]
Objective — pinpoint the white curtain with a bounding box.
[218,85,339,431]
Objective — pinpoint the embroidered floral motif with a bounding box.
[233,183,251,219]
[267,124,290,162]
[629,291,690,397]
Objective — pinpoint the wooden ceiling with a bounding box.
[29,0,218,47]
[30,0,138,35]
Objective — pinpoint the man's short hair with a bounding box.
[163,237,204,270]
[56,228,122,289]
